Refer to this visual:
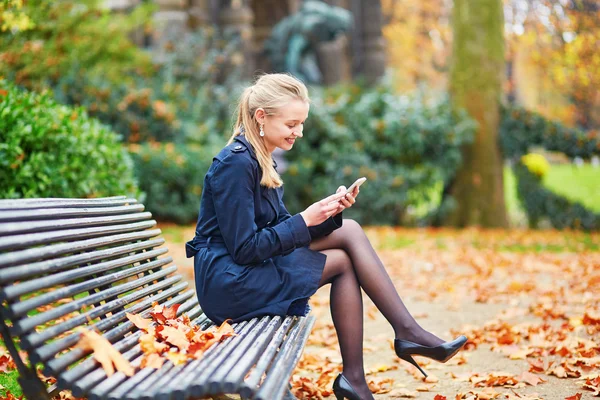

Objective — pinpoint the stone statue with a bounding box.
[264,0,352,84]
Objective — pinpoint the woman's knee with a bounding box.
[339,218,365,246]
[321,249,353,283]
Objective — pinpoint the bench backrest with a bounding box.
[0,196,204,397]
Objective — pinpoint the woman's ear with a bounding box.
[254,108,266,125]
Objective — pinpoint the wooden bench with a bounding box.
[0,196,314,400]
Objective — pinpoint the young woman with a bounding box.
[186,73,467,400]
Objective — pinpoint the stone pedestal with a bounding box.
[153,0,189,63]
[317,35,351,85]
[219,0,255,78]
[189,0,211,29]
[350,0,385,85]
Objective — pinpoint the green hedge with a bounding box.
[282,83,476,225]
[130,142,220,224]
[500,105,600,230]
[0,80,138,199]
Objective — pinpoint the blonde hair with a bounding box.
[227,73,309,188]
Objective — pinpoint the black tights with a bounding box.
[310,219,445,399]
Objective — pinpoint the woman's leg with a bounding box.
[311,219,444,347]
[318,249,374,400]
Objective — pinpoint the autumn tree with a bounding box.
[445,0,508,227]
[381,0,451,92]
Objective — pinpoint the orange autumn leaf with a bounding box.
[162,304,181,320]
[188,342,205,359]
[126,312,153,331]
[75,329,134,377]
[156,325,190,351]
[433,395,446,400]
[139,332,169,355]
[165,351,188,366]
[140,353,164,369]
[367,377,394,394]
[564,394,582,400]
[517,371,546,386]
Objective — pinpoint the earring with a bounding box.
[260,124,265,137]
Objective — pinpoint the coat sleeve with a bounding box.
[210,155,311,265]
[276,186,343,243]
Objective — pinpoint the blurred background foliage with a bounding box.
[0,0,598,229]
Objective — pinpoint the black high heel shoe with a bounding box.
[394,335,468,377]
[332,374,362,400]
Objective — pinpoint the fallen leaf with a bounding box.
[126,313,153,331]
[140,353,164,369]
[517,371,546,386]
[76,329,134,377]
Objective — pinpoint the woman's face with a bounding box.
[256,99,309,153]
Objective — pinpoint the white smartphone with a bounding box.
[346,177,367,194]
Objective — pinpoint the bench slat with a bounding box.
[0,220,156,251]
[0,204,145,222]
[3,248,168,303]
[205,315,274,394]
[256,316,316,400]
[0,197,135,210]
[218,316,284,394]
[14,265,177,337]
[0,230,162,269]
[0,238,164,285]
[238,316,295,399]
[0,212,153,236]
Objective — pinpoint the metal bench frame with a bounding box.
[0,196,314,400]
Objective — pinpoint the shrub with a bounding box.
[129,142,221,224]
[0,80,138,199]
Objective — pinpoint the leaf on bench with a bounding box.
[140,329,170,354]
[156,325,190,351]
[76,328,134,377]
[150,302,181,325]
[140,353,164,369]
[126,312,153,332]
[127,306,236,370]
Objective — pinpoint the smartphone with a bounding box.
[346,177,367,194]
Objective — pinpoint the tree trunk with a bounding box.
[445,0,508,227]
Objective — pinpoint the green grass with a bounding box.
[0,339,23,398]
[542,164,600,212]
[503,164,599,226]
[0,369,22,397]
[504,164,600,212]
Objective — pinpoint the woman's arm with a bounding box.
[210,155,311,265]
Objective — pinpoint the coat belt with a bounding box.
[185,236,225,258]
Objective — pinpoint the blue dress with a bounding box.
[185,134,343,324]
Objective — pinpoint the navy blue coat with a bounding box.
[186,134,343,324]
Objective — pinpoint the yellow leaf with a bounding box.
[76,329,134,377]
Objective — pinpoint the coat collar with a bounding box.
[233,134,278,169]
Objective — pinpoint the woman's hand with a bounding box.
[300,191,348,227]
[333,185,359,216]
